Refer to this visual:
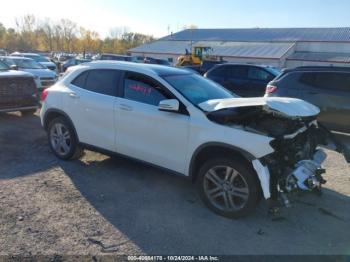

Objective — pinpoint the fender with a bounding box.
[188,142,256,179]
[43,108,80,142]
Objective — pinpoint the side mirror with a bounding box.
[10,65,18,70]
[159,99,180,112]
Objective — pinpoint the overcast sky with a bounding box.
[1,0,350,38]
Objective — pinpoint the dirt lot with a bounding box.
[0,112,350,256]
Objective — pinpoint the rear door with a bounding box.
[66,69,121,151]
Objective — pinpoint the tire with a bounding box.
[21,109,37,116]
[196,157,260,218]
[47,116,83,160]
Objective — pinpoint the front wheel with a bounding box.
[196,157,260,218]
[47,116,83,160]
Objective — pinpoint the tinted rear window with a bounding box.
[209,66,228,77]
[72,69,121,96]
[72,71,88,88]
[299,72,350,91]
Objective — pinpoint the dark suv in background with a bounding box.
[265,66,350,133]
[0,60,39,115]
[205,64,280,97]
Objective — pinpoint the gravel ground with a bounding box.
[0,111,350,257]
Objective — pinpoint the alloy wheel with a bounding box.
[50,123,71,156]
[203,165,249,212]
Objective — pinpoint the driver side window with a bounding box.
[123,72,169,106]
[248,67,272,81]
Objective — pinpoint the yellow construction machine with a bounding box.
[176,46,216,66]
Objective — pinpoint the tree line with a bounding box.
[0,15,156,54]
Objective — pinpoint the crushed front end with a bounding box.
[260,118,329,207]
[203,97,349,211]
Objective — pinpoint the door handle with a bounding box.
[119,104,133,111]
[68,92,80,99]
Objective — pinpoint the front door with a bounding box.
[115,72,190,173]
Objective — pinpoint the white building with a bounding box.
[128,28,350,68]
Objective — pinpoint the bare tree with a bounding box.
[15,15,37,50]
[40,18,54,51]
[60,19,77,52]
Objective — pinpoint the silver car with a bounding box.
[10,52,57,71]
[0,56,58,90]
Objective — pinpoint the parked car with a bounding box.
[99,53,137,62]
[40,61,349,218]
[10,52,57,71]
[265,66,350,133]
[181,60,226,75]
[0,56,58,90]
[58,55,75,62]
[143,57,171,66]
[0,60,39,115]
[0,49,7,56]
[61,58,92,72]
[205,64,281,97]
[200,60,226,75]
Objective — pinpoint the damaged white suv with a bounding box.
[40,61,348,218]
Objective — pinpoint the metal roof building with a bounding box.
[129,28,350,68]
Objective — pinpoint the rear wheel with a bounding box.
[196,157,260,218]
[47,116,83,160]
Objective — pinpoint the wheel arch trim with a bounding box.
[189,142,271,200]
[188,142,255,179]
[43,108,79,142]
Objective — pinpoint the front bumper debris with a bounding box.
[253,149,328,207]
[282,149,327,192]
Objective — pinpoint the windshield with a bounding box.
[162,73,236,106]
[0,61,10,70]
[15,59,45,69]
[25,55,50,63]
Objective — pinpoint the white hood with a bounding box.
[198,97,320,117]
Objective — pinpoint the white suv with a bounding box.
[40,61,346,218]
